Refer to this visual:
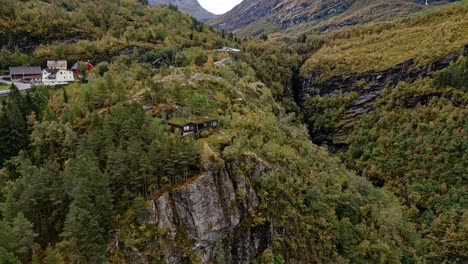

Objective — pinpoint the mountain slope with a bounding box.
[0,0,233,71]
[211,0,460,36]
[0,0,465,263]
[148,0,217,22]
[295,3,468,262]
[0,1,425,263]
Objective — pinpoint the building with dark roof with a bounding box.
[9,67,42,81]
[71,61,94,75]
[168,117,218,136]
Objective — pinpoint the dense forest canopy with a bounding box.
[341,63,468,262]
[0,0,466,263]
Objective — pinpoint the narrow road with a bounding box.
[0,75,32,96]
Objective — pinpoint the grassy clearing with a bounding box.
[0,84,11,90]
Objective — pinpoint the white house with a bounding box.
[42,69,75,86]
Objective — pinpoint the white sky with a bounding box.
[198,0,243,15]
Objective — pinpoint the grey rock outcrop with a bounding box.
[148,153,271,263]
[298,45,468,148]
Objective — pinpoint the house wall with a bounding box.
[42,71,51,79]
[42,70,75,86]
[170,124,195,135]
[56,70,74,82]
[10,74,42,81]
[170,120,218,136]
[48,66,67,70]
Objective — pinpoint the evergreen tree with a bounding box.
[42,246,65,264]
[10,213,36,262]
[0,182,19,222]
[0,99,28,166]
[0,247,21,264]
[0,213,36,263]
[60,200,106,263]
[60,155,113,263]
[14,159,69,241]
[0,85,40,166]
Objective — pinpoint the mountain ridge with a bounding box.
[210,0,460,36]
[148,0,217,22]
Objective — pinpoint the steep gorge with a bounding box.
[289,4,468,262]
[297,45,468,148]
[293,2,468,148]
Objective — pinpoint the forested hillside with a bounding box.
[298,3,468,262]
[0,0,466,263]
[342,69,467,262]
[300,3,468,81]
[0,0,236,74]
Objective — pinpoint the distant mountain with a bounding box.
[210,0,460,36]
[148,0,217,22]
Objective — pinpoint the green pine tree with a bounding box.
[60,155,113,263]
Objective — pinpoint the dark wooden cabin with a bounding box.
[9,67,42,81]
[168,117,218,136]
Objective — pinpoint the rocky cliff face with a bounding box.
[148,0,217,22]
[298,45,467,148]
[210,0,459,36]
[145,153,271,263]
